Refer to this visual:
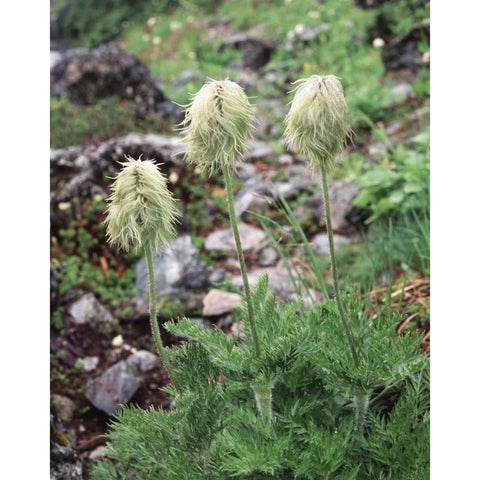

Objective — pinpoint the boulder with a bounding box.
[50,44,181,119]
[50,134,186,227]
[135,235,210,311]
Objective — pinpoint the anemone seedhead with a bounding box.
[105,156,178,252]
[284,75,351,172]
[180,79,254,174]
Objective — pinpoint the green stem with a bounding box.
[223,166,261,358]
[353,389,370,434]
[252,379,274,421]
[145,246,173,381]
[320,165,359,366]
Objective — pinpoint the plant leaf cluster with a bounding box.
[93,275,429,479]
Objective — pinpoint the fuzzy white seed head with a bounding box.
[180,79,254,174]
[105,156,178,252]
[284,75,351,172]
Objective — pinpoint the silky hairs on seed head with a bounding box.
[180,79,254,174]
[105,156,178,252]
[284,75,351,172]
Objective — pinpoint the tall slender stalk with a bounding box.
[145,246,173,381]
[320,164,359,367]
[223,166,261,358]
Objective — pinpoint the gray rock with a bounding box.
[234,177,300,220]
[89,445,108,462]
[328,180,361,231]
[234,178,274,218]
[230,261,319,304]
[208,267,226,284]
[278,153,294,165]
[259,247,279,267]
[75,356,99,372]
[68,293,113,325]
[50,415,83,480]
[85,360,140,416]
[294,179,360,232]
[51,134,186,227]
[205,223,268,252]
[126,350,160,374]
[391,82,415,102]
[235,162,257,180]
[50,44,180,119]
[382,22,430,72]
[135,235,210,309]
[52,395,76,424]
[312,233,351,255]
[219,34,276,70]
[285,23,331,51]
[50,442,83,480]
[244,139,276,161]
[202,289,242,316]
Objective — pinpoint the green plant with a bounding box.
[181,79,261,358]
[93,277,428,479]
[50,96,166,149]
[354,130,430,223]
[56,0,179,47]
[105,157,179,376]
[285,74,359,373]
[92,75,429,479]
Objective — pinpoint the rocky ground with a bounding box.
[50,2,430,478]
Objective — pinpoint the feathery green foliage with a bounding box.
[93,276,429,479]
[105,156,178,252]
[180,79,254,174]
[284,75,351,172]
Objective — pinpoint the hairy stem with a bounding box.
[320,165,359,366]
[145,246,173,381]
[223,166,261,358]
[354,389,370,434]
[252,380,274,421]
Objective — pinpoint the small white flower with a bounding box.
[112,335,123,347]
[372,37,385,48]
[147,17,157,27]
[170,21,182,32]
[169,171,179,184]
[294,23,305,35]
[152,36,161,45]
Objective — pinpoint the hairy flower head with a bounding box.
[180,79,254,173]
[284,75,351,171]
[105,156,178,252]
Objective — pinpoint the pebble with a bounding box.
[68,293,113,325]
[202,289,243,316]
[205,223,268,252]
